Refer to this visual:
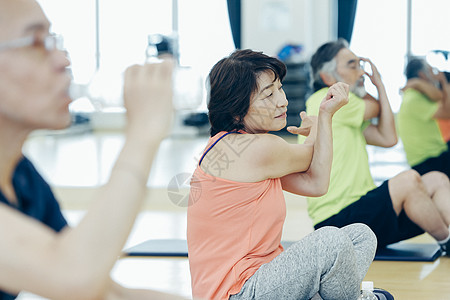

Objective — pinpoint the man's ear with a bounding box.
[319,72,337,86]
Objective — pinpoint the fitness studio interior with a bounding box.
[14,0,450,299]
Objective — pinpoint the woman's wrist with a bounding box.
[318,107,334,119]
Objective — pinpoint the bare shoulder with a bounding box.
[204,133,280,165]
[221,132,267,153]
[228,133,287,155]
[231,133,297,168]
[200,133,285,181]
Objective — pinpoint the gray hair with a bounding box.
[311,58,338,90]
[310,38,349,92]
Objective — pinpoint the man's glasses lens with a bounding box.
[43,34,64,51]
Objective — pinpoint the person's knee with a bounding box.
[397,169,423,190]
[422,171,450,190]
[349,223,377,243]
[318,225,376,251]
[342,223,377,251]
[317,226,354,253]
[391,170,425,202]
[316,226,341,238]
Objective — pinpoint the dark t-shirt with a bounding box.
[0,156,68,299]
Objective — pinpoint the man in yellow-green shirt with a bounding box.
[302,39,450,255]
[398,58,450,177]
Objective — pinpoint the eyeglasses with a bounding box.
[0,34,64,52]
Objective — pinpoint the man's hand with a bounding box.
[360,57,383,88]
[287,111,317,136]
[123,59,174,141]
[320,82,349,115]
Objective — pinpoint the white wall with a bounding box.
[242,0,337,59]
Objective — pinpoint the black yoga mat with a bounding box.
[124,239,442,262]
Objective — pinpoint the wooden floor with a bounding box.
[17,188,450,300]
[365,252,450,300]
[17,129,450,299]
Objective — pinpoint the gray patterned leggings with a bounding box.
[229,223,377,300]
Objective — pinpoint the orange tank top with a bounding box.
[438,118,450,142]
[187,131,286,300]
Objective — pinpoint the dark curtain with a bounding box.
[227,0,241,49]
[338,0,358,44]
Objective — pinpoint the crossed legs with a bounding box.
[389,170,450,241]
[230,224,376,300]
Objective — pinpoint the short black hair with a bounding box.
[207,49,286,136]
[310,38,348,92]
[405,57,426,80]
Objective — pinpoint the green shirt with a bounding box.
[299,88,376,225]
[398,88,448,166]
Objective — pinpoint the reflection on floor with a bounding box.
[24,131,210,188]
[17,130,427,299]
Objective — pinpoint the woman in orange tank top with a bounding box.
[187,49,377,300]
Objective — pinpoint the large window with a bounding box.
[411,0,450,71]
[350,0,407,112]
[37,0,98,83]
[37,0,234,111]
[351,0,450,112]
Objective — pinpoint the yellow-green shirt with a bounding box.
[397,88,448,166]
[299,88,376,225]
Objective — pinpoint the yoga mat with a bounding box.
[124,239,442,262]
[374,242,442,262]
[124,240,296,257]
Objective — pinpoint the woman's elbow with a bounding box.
[314,185,329,197]
[384,135,398,148]
[304,182,329,197]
